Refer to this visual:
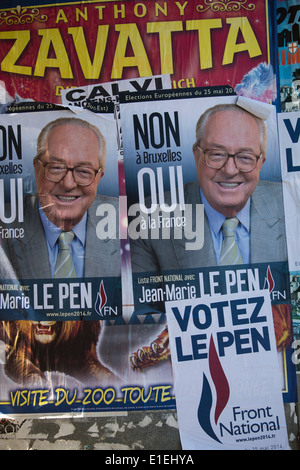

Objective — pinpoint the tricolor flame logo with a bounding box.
[264,265,275,293]
[94,281,107,316]
[198,336,230,443]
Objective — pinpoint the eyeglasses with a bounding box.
[197,146,263,173]
[36,158,101,186]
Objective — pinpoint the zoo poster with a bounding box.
[0,0,277,106]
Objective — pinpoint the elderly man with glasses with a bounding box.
[131,103,287,273]
[2,117,120,280]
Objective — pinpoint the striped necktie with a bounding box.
[219,217,243,266]
[54,231,76,278]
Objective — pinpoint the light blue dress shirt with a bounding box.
[200,189,250,265]
[39,204,86,278]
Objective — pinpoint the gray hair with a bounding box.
[35,117,107,169]
[194,103,267,156]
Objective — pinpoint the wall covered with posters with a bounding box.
[0,0,298,450]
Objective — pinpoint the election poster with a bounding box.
[0,0,278,105]
[119,88,297,402]
[165,290,289,450]
[0,106,122,321]
[277,0,300,112]
[278,110,300,372]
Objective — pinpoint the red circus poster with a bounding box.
[0,0,277,105]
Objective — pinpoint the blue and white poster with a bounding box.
[278,110,300,272]
[165,289,289,450]
[278,110,300,373]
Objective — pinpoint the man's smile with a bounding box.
[217,182,242,189]
[55,195,80,202]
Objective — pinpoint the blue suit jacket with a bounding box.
[1,194,121,280]
[131,180,287,273]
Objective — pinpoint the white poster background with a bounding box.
[166,289,289,450]
[278,111,300,272]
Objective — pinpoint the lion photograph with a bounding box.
[0,320,116,386]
